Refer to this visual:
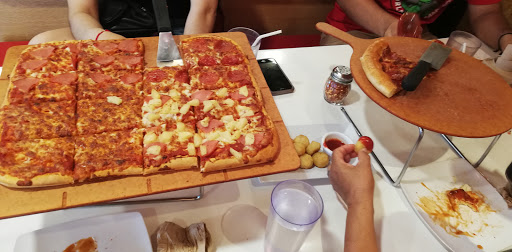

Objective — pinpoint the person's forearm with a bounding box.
[69,13,124,40]
[344,200,378,252]
[469,4,512,51]
[184,0,218,34]
[336,0,397,36]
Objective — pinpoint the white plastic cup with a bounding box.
[446,30,482,57]
[228,27,261,57]
[264,180,324,252]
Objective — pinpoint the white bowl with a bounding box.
[320,132,357,165]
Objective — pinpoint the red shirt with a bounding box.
[326,0,501,33]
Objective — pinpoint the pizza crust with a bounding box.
[0,173,74,188]
[360,39,400,98]
[144,156,199,175]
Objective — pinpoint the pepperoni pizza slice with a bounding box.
[360,39,417,98]
[78,54,144,72]
[74,129,143,182]
[188,64,254,90]
[0,100,77,142]
[77,70,143,100]
[76,97,142,135]
[12,41,80,76]
[81,39,144,56]
[143,66,193,95]
[7,71,78,104]
[0,137,75,187]
[143,123,199,174]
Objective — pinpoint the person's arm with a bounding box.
[468,3,512,51]
[328,145,378,252]
[184,0,218,35]
[336,0,398,36]
[67,0,124,40]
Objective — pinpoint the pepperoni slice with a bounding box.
[196,119,224,133]
[120,72,142,84]
[50,72,77,85]
[214,40,236,53]
[119,55,142,65]
[175,70,190,83]
[200,140,219,157]
[191,90,214,102]
[93,55,115,65]
[13,78,38,93]
[89,72,113,84]
[229,87,254,100]
[30,46,55,58]
[199,71,220,86]
[147,69,167,82]
[21,59,48,70]
[189,38,209,52]
[221,54,243,65]
[198,55,217,66]
[66,43,80,54]
[119,39,138,52]
[95,41,118,53]
[227,69,248,82]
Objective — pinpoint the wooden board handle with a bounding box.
[316,22,366,48]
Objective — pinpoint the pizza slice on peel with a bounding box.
[360,38,417,98]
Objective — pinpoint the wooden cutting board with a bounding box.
[317,22,512,138]
[0,32,300,219]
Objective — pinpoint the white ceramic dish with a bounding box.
[320,131,354,157]
[400,158,512,252]
[256,124,359,185]
[14,212,152,252]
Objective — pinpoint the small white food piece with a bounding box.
[239,86,249,97]
[144,132,157,145]
[107,96,123,105]
[146,145,161,156]
[230,148,243,159]
[187,143,196,155]
[158,131,173,144]
[151,89,160,99]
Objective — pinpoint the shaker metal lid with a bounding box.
[331,66,353,82]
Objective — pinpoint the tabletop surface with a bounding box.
[0,44,510,252]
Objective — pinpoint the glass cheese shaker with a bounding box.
[324,66,352,105]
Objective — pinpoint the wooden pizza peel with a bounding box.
[0,32,300,219]
[316,22,512,138]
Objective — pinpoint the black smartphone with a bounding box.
[257,58,295,95]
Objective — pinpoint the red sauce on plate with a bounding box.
[324,138,344,151]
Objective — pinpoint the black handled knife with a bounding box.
[402,42,452,91]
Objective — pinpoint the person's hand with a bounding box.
[384,19,399,37]
[328,144,374,207]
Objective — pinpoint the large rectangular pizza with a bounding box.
[0,36,279,188]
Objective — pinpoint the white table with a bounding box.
[2,44,509,251]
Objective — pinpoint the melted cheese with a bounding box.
[170,102,179,114]
[176,122,186,132]
[169,89,180,100]
[223,99,235,107]
[148,98,162,107]
[221,115,234,123]
[147,113,160,122]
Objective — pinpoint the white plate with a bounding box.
[401,158,512,252]
[256,124,359,184]
[14,212,152,252]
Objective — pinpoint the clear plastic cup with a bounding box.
[228,27,261,57]
[264,180,324,252]
[446,31,482,57]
